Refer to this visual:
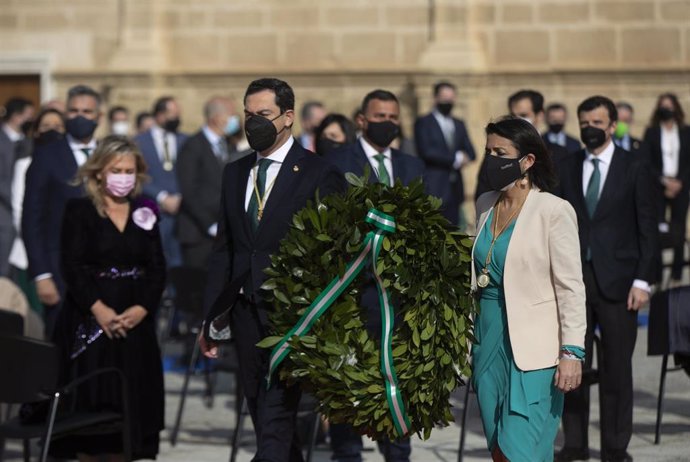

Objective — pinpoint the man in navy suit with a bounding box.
[200,78,345,462]
[22,85,101,336]
[134,96,188,268]
[543,103,582,154]
[325,89,424,462]
[414,81,475,227]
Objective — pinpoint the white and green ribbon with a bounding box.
[266,208,411,437]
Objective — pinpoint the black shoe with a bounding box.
[554,447,590,461]
[604,451,633,462]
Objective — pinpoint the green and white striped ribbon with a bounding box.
[266,208,411,437]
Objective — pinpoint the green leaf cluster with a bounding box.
[261,177,476,440]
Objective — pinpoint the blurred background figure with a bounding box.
[108,105,131,136]
[1,97,35,277]
[312,113,357,156]
[134,96,187,269]
[298,100,326,152]
[643,93,690,284]
[543,102,581,154]
[42,98,66,113]
[615,101,644,154]
[23,84,101,337]
[415,81,475,228]
[136,110,155,135]
[177,96,236,269]
[8,108,65,317]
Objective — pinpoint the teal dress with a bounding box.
[472,210,564,461]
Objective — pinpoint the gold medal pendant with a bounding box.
[257,207,264,222]
[163,160,173,171]
[477,270,490,288]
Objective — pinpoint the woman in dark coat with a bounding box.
[50,135,166,461]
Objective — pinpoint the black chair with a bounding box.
[0,310,24,337]
[456,335,603,462]
[0,334,131,462]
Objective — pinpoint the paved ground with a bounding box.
[7,325,687,462]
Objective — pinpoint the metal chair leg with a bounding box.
[458,382,472,462]
[655,354,670,444]
[22,439,30,462]
[39,392,61,462]
[229,397,247,462]
[171,337,201,446]
[306,412,321,462]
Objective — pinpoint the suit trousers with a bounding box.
[181,238,214,269]
[659,191,689,280]
[159,213,182,268]
[562,263,638,457]
[231,297,304,462]
[330,423,411,462]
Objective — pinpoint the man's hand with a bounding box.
[627,286,649,311]
[662,177,682,198]
[36,277,61,306]
[161,194,182,215]
[199,331,218,358]
[555,358,582,393]
[114,305,148,331]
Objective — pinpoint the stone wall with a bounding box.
[2,0,689,201]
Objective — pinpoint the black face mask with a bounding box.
[36,129,64,145]
[437,102,454,117]
[548,123,564,134]
[66,116,98,140]
[657,107,675,122]
[245,113,285,152]
[315,138,343,155]
[580,126,608,151]
[163,118,180,133]
[485,154,525,191]
[20,120,34,135]
[365,120,400,148]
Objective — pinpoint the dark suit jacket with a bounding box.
[134,129,188,200]
[614,134,645,155]
[414,113,475,203]
[324,140,426,187]
[643,125,690,192]
[474,141,571,199]
[542,132,581,155]
[203,140,346,340]
[22,138,83,283]
[0,128,16,276]
[556,145,657,301]
[176,130,226,245]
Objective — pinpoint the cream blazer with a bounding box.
[471,188,586,371]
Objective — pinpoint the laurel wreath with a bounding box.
[258,173,476,440]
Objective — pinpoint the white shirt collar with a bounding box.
[2,124,22,142]
[66,133,97,150]
[202,125,222,146]
[586,138,615,165]
[150,124,171,139]
[255,135,294,165]
[359,136,391,160]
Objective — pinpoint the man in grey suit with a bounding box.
[0,97,35,276]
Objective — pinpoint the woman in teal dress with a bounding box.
[471,117,587,462]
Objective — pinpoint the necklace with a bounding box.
[477,194,526,288]
[251,165,278,222]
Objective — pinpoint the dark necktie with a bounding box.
[247,158,273,231]
[374,153,391,186]
[585,158,601,218]
[81,148,92,157]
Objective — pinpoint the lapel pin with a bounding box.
[293,165,300,172]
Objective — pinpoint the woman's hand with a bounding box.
[90,301,122,339]
[554,358,582,393]
[114,305,148,332]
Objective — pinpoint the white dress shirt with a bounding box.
[547,131,567,148]
[432,110,465,168]
[67,134,96,167]
[244,136,294,211]
[2,124,22,143]
[151,124,178,164]
[582,139,650,292]
[8,157,31,269]
[360,136,393,184]
[202,125,225,159]
[661,123,680,178]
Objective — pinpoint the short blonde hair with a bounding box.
[74,135,148,217]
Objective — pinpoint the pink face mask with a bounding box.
[105,173,136,197]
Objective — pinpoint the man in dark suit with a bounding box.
[199,78,345,462]
[134,96,188,268]
[555,96,657,462]
[22,85,101,336]
[325,89,424,462]
[544,103,581,154]
[475,89,571,198]
[1,97,35,277]
[177,96,237,269]
[414,81,475,227]
[614,102,644,155]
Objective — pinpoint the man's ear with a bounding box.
[284,109,295,129]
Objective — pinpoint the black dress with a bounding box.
[50,197,166,460]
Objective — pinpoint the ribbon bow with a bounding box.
[266,208,411,437]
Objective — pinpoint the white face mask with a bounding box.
[111,121,130,136]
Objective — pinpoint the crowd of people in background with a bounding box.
[1,79,689,462]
